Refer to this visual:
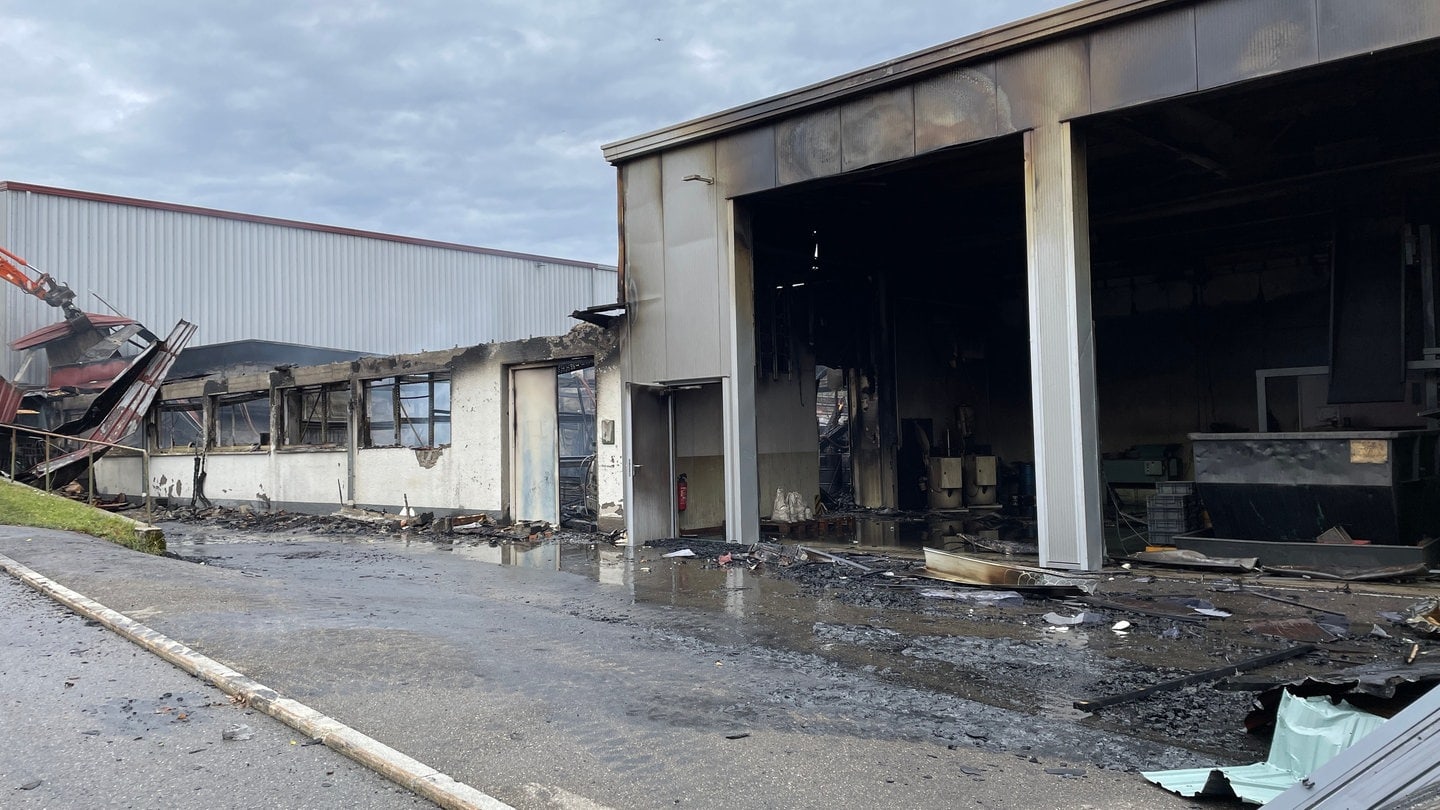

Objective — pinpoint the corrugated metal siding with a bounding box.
[0,189,616,377]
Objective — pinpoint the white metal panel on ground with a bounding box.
[0,185,615,378]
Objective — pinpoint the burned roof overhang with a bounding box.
[570,302,628,328]
[602,0,1440,167]
[601,0,1183,163]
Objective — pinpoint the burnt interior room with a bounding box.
[746,137,1032,513]
[744,41,1440,543]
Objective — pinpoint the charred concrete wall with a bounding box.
[95,324,623,521]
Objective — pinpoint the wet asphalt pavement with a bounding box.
[2,523,1220,809]
[0,571,426,809]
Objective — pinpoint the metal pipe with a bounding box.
[3,423,153,519]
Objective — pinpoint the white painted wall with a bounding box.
[593,359,626,531]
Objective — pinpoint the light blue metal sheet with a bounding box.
[1143,691,1386,805]
[1265,683,1440,809]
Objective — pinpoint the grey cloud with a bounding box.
[0,0,1057,264]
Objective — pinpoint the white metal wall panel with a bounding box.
[0,188,616,378]
[661,144,724,381]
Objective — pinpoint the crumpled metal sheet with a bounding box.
[1269,661,1440,701]
[1144,692,1385,805]
[1404,599,1440,637]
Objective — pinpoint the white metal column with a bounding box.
[723,201,760,544]
[1023,122,1104,571]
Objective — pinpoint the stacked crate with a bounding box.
[1147,481,1201,547]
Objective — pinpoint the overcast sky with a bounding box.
[3,1,1061,265]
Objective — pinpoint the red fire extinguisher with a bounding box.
[676,473,688,512]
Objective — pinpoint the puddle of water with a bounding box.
[449,541,561,570]
[849,514,1039,555]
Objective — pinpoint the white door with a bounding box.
[512,367,558,523]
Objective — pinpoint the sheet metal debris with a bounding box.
[798,545,874,573]
[1261,563,1431,582]
[1249,618,1341,643]
[1043,611,1107,626]
[919,589,1024,607]
[1404,599,1440,637]
[1120,548,1258,572]
[1077,595,1206,624]
[1257,661,1440,702]
[1142,691,1386,805]
[20,319,196,488]
[1263,683,1440,810]
[918,547,1098,594]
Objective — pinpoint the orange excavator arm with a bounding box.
[0,245,82,319]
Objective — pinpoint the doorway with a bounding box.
[511,361,598,525]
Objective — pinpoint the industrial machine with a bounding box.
[926,455,964,509]
[964,454,999,507]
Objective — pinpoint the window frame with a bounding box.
[153,397,206,452]
[362,372,451,449]
[211,390,271,452]
[279,382,352,450]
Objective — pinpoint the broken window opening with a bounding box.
[213,391,269,450]
[155,398,205,451]
[364,372,451,449]
[557,366,596,457]
[816,366,852,506]
[281,383,351,447]
[557,365,598,523]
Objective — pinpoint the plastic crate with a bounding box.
[1148,517,1195,532]
[1155,481,1196,497]
[1148,530,1179,546]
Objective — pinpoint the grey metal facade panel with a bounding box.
[1196,0,1319,90]
[995,38,1092,134]
[716,127,777,198]
[660,145,724,380]
[1089,6,1199,112]
[0,189,615,379]
[1317,0,1440,61]
[914,63,1001,155]
[840,87,916,172]
[620,158,668,384]
[776,108,843,186]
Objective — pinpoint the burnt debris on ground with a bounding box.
[153,506,1439,768]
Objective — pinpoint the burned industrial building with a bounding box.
[2,2,1437,579]
[89,324,621,526]
[602,0,1440,573]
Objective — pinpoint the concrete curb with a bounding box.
[0,553,513,810]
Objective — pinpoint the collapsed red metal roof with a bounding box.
[9,313,138,351]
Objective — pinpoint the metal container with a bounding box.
[1189,430,1440,545]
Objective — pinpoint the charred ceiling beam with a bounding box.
[1093,151,1440,228]
[1105,119,1229,179]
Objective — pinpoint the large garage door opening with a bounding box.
[1084,42,1440,557]
[741,137,1035,545]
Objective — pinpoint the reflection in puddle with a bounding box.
[449,541,561,570]
[851,513,1039,556]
